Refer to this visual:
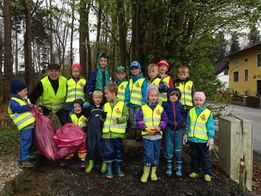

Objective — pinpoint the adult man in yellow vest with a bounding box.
[29,63,70,125]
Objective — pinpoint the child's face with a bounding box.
[193,98,205,108]
[178,71,189,80]
[48,69,60,80]
[104,88,116,101]
[169,93,178,103]
[148,90,158,103]
[72,67,80,78]
[18,88,28,98]
[73,103,82,114]
[116,72,126,80]
[159,64,168,75]
[148,67,159,79]
[93,95,102,105]
[130,67,140,76]
[100,57,108,69]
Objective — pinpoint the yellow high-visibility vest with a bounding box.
[129,78,145,106]
[188,107,211,141]
[149,78,161,86]
[176,80,193,107]
[103,101,126,134]
[160,76,171,102]
[66,78,86,102]
[141,104,163,136]
[70,113,87,128]
[117,81,128,101]
[40,76,67,113]
[8,97,35,131]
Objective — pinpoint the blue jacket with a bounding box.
[87,69,107,95]
[127,74,148,108]
[185,105,215,143]
[9,94,31,113]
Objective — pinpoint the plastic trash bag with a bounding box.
[31,107,58,160]
[53,123,87,158]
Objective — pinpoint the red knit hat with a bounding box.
[71,64,81,71]
[157,60,169,68]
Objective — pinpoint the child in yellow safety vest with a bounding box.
[183,92,215,182]
[102,83,129,179]
[115,66,129,103]
[174,65,196,119]
[60,99,87,168]
[136,86,168,183]
[65,64,87,111]
[8,80,36,168]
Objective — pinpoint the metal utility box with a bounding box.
[218,116,253,191]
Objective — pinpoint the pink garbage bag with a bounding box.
[53,123,86,158]
[31,108,58,160]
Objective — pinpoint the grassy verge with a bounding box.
[0,128,20,156]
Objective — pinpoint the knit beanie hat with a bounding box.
[10,80,27,94]
[167,87,181,99]
[71,63,81,71]
[147,86,159,101]
[193,92,206,101]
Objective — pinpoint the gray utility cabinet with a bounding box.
[218,116,253,191]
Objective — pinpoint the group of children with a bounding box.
[8,53,215,184]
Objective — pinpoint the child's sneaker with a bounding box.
[80,160,86,168]
[19,160,34,168]
[189,172,199,178]
[204,174,211,182]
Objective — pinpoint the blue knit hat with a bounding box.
[10,80,27,94]
[130,61,141,69]
[167,87,181,99]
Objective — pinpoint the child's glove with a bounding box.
[83,102,90,109]
[29,104,36,109]
[206,138,214,150]
[145,128,155,134]
[183,134,188,145]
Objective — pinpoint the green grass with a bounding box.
[0,128,20,156]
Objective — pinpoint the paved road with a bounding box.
[226,104,261,155]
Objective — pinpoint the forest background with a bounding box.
[0,0,261,103]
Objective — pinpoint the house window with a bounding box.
[234,71,239,82]
[233,60,239,66]
[244,57,248,63]
[245,69,248,81]
[258,53,261,67]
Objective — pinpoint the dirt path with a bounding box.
[12,152,250,196]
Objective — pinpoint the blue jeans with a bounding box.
[19,128,33,161]
[164,127,183,163]
[102,138,124,162]
[189,141,212,175]
[143,139,161,166]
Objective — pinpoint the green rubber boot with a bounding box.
[85,160,94,173]
[151,166,158,181]
[101,162,107,173]
[140,166,151,183]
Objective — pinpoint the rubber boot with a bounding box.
[115,161,124,177]
[176,162,182,178]
[140,166,151,183]
[150,166,158,181]
[85,160,94,173]
[106,162,113,179]
[166,160,173,176]
[101,162,107,173]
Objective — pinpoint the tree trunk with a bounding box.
[24,0,34,91]
[3,0,13,103]
[15,26,19,75]
[70,0,75,65]
[79,0,87,76]
[48,0,54,64]
[86,1,92,77]
[95,3,102,60]
[0,30,3,100]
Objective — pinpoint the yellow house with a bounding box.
[228,42,261,96]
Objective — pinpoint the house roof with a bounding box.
[226,41,261,57]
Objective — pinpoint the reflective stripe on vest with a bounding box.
[141,104,163,136]
[40,76,67,113]
[117,81,128,101]
[176,81,193,106]
[102,101,126,134]
[8,97,35,131]
[129,78,145,106]
[160,76,171,102]
[66,78,86,102]
[70,113,87,128]
[188,107,211,141]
